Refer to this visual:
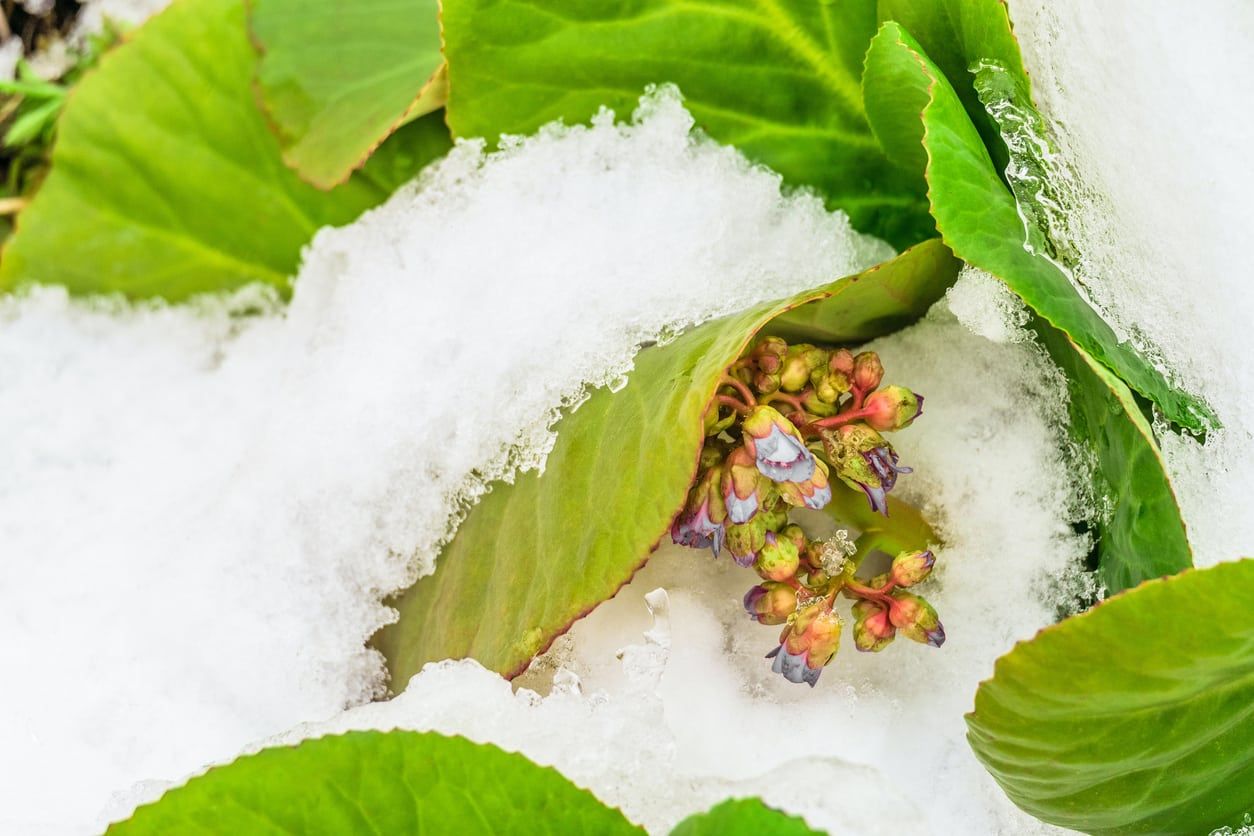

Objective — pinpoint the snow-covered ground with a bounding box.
[3,1,1254,832]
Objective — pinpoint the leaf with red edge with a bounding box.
[373,239,959,683]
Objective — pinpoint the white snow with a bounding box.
[0,89,893,833]
[1008,0,1254,569]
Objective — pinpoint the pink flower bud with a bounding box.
[890,549,935,587]
[862,385,924,432]
[721,447,761,524]
[888,591,945,647]
[743,581,797,625]
[829,348,855,377]
[852,351,884,392]
[852,599,896,652]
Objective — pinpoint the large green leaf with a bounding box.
[860,21,1213,432]
[875,0,1024,174]
[109,730,643,834]
[967,559,1254,835]
[439,0,932,249]
[671,798,824,836]
[1036,322,1191,593]
[374,240,960,682]
[0,0,448,300]
[250,0,445,188]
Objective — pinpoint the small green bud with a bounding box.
[754,531,800,581]
[725,517,767,566]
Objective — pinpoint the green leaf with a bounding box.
[440,0,932,249]
[861,20,1213,432]
[967,559,1254,835]
[670,798,824,835]
[374,240,959,682]
[109,730,643,834]
[0,0,448,301]
[1035,321,1191,594]
[250,0,445,188]
[875,0,1025,173]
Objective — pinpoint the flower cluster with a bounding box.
[671,336,943,687]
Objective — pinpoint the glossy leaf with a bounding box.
[374,240,959,683]
[109,730,643,834]
[0,0,448,300]
[671,798,824,836]
[440,0,932,249]
[250,0,445,187]
[1036,322,1191,593]
[967,559,1254,835]
[861,20,1212,432]
[876,0,1025,173]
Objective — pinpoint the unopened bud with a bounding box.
[753,370,781,395]
[721,447,761,524]
[852,599,896,652]
[801,388,838,416]
[829,348,855,377]
[888,591,945,647]
[780,523,808,554]
[852,351,884,392]
[890,549,935,587]
[754,531,800,581]
[725,518,767,568]
[756,495,789,531]
[743,581,797,625]
[780,345,827,392]
[813,370,851,404]
[862,385,924,431]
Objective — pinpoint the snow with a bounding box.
[0,89,892,833]
[1008,0,1254,569]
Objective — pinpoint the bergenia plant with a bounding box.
[670,337,939,686]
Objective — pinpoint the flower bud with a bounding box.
[821,424,911,516]
[780,523,808,554]
[890,549,935,587]
[813,370,851,404]
[753,370,781,395]
[670,465,727,557]
[756,495,789,531]
[801,387,838,416]
[829,348,855,377]
[768,606,841,686]
[862,385,924,432]
[755,336,787,365]
[742,405,815,483]
[754,531,800,581]
[743,581,797,625]
[851,599,896,652]
[721,446,761,524]
[779,345,828,392]
[888,591,945,647]
[852,351,884,392]
[725,517,767,568]
[777,457,833,511]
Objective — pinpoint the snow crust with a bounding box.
[1008,0,1254,569]
[0,90,892,833]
